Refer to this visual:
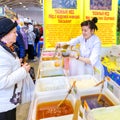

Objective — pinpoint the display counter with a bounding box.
[36,50,64,79]
[27,50,120,120]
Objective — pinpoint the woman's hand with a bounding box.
[56,42,61,48]
[56,42,69,49]
[69,52,74,58]
[69,52,79,59]
[22,63,31,72]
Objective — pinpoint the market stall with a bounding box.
[27,47,120,120]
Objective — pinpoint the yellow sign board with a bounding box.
[44,0,83,48]
[44,0,118,48]
[84,0,118,47]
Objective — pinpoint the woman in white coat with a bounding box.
[0,17,31,120]
[57,17,104,79]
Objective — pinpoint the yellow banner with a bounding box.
[84,0,118,47]
[44,0,83,48]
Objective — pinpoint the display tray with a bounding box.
[77,89,120,120]
[40,60,63,71]
[91,105,120,120]
[79,88,120,110]
[41,51,58,61]
[36,100,73,120]
[68,75,100,93]
[32,92,76,120]
[40,68,65,78]
[81,94,114,109]
[35,76,70,94]
[41,56,59,61]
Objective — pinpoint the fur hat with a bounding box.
[0,17,18,38]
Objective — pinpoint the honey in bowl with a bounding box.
[36,100,73,120]
[62,44,69,49]
[54,61,61,67]
[81,94,114,109]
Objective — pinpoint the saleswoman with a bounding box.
[57,17,104,79]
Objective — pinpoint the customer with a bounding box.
[33,24,40,56]
[57,17,104,79]
[0,17,31,120]
[15,25,26,63]
[20,25,28,56]
[27,23,36,62]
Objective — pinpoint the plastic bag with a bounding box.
[21,73,35,104]
[29,67,35,80]
[69,58,85,76]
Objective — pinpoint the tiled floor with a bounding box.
[16,102,30,120]
[17,57,39,120]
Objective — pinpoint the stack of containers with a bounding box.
[28,49,120,120]
[28,50,79,120]
[66,75,120,120]
[39,60,64,78]
[36,49,64,79]
[41,50,58,61]
[31,76,83,120]
[28,75,120,120]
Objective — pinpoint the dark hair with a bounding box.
[81,17,98,31]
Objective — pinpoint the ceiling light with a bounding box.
[19,2,22,5]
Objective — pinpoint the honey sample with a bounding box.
[42,57,58,61]
[36,100,73,120]
[81,94,114,109]
[54,61,61,67]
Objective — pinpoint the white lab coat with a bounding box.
[68,34,104,79]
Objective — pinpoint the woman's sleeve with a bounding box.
[0,58,27,89]
[89,41,101,66]
[68,36,82,46]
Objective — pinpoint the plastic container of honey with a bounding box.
[32,92,76,120]
[39,60,63,71]
[35,76,70,96]
[40,114,82,120]
[68,75,101,95]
